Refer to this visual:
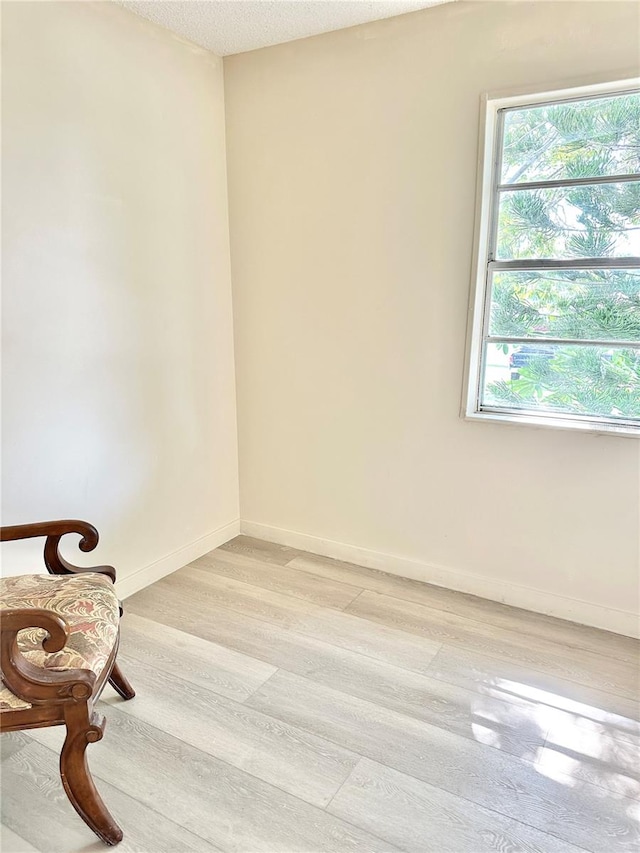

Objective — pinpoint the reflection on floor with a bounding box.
[2,535,639,852]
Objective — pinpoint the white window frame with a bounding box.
[464,77,640,437]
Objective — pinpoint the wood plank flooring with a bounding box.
[2,535,639,853]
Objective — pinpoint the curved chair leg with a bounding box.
[108,662,135,700]
[60,707,123,846]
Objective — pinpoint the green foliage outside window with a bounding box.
[484,91,640,421]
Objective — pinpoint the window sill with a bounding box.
[464,408,640,438]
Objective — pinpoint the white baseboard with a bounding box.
[116,519,240,600]
[241,520,640,639]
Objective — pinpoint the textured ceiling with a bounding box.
[115,0,455,56]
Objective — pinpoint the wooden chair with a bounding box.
[0,520,135,845]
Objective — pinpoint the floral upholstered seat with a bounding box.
[1,520,134,845]
[0,573,120,711]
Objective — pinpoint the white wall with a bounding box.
[1,2,239,596]
[225,1,640,636]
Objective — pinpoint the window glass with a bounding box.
[470,86,640,431]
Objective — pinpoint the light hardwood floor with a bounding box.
[2,536,639,852]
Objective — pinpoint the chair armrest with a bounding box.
[1,608,96,705]
[0,521,116,583]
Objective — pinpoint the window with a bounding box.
[465,80,640,435]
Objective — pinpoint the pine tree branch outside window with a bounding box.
[465,80,640,436]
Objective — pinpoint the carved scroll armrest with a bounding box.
[0,608,96,705]
[0,520,116,583]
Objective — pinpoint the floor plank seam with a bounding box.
[342,587,640,668]
[125,597,446,682]
[190,561,365,615]
[106,650,598,834]
[341,600,639,702]
[242,664,640,805]
[237,666,284,704]
[281,555,639,663]
[120,608,640,775]
[133,593,639,721]
[246,662,528,773]
[322,758,364,813]
[322,751,600,853]
[7,731,222,853]
[108,649,522,774]
[421,657,640,723]
[238,537,640,660]
[103,652,371,781]
[337,586,366,612]
[21,715,377,853]
[99,679,373,809]
[443,670,640,738]
[182,551,640,677]
[420,642,640,705]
